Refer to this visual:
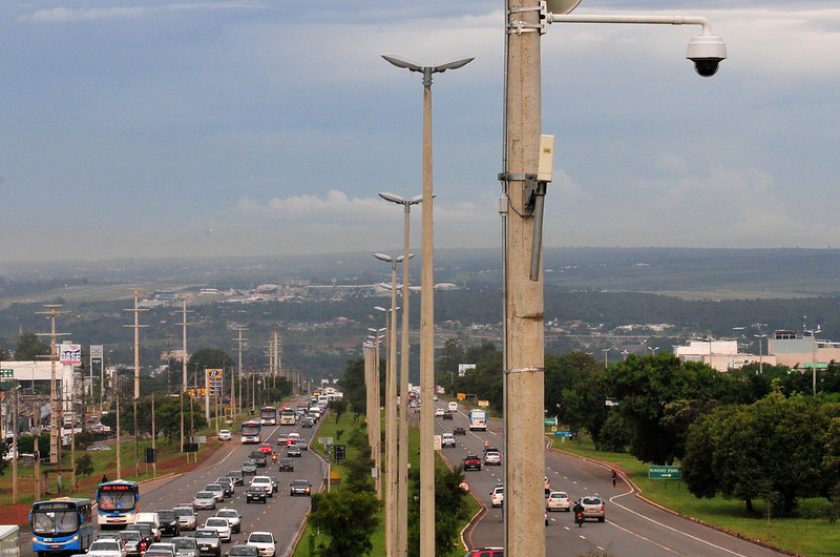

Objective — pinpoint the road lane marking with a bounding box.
[607,518,682,555]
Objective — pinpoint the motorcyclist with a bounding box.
[573,500,585,527]
[271,451,277,463]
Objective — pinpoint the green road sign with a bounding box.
[0,369,13,379]
[648,465,682,479]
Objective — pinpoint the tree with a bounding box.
[76,454,94,477]
[329,399,348,423]
[407,465,470,557]
[0,347,10,360]
[14,332,49,360]
[338,357,366,417]
[309,490,379,556]
[187,348,233,384]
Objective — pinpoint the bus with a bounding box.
[240,421,262,444]
[94,480,140,528]
[259,406,277,426]
[468,409,487,431]
[279,409,296,426]
[30,498,94,554]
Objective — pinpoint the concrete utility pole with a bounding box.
[33,399,41,500]
[124,290,148,477]
[176,300,193,452]
[151,392,156,477]
[35,304,68,465]
[373,302,395,552]
[233,327,248,416]
[12,386,19,503]
[502,1,546,555]
[116,386,121,478]
[367,328,385,499]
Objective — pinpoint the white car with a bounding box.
[246,532,276,557]
[441,433,456,448]
[490,486,504,508]
[483,450,503,466]
[250,476,274,496]
[214,508,241,534]
[87,539,127,557]
[202,517,232,543]
[546,491,572,512]
[218,429,231,441]
[434,408,445,417]
[448,401,458,412]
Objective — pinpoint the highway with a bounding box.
[436,401,787,557]
[22,405,326,557]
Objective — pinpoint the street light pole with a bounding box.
[754,333,767,375]
[382,54,473,557]
[806,328,821,395]
[124,290,148,477]
[368,328,385,499]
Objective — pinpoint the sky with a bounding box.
[1,0,839,262]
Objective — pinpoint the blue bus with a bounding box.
[30,498,94,556]
[94,480,140,528]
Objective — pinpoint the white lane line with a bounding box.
[607,518,682,555]
[609,490,751,557]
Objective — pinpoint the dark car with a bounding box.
[227,545,259,557]
[286,445,302,457]
[194,529,221,557]
[300,417,315,428]
[246,486,268,504]
[278,458,294,472]
[453,426,466,436]
[442,411,453,420]
[241,461,257,475]
[226,470,244,486]
[156,510,181,538]
[289,479,312,497]
[463,454,482,471]
[249,451,268,468]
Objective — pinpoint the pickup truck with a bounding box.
[463,454,482,471]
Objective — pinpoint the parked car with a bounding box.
[87,539,127,557]
[580,496,606,522]
[289,479,312,497]
[463,454,482,471]
[214,508,242,534]
[171,537,198,557]
[453,426,466,436]
[278,458,294,472]
[483,450,502,466]
[246,532,276,557]
[118,529,146,557]
[173,506,197,531]
[546,491,571,512]
[192,491,217,511]
[245,486,267,504]
[193,529,221,557]
[156,509,181,537]
[241,461,257,475]
[490,486,504,508]
[226,545,258,557]
[226,470,244,486]
[202,517,232,543]
[218,430,231,441]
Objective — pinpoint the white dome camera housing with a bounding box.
[687,33,727,77]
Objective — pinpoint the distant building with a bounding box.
[673,340,776,372]
[767,329,840,369]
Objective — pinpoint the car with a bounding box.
[226,545,258,557]
[241,461,257,475]
[448,401,459,411]
[124,524,154,549]
[193,529,221,557]
[286,445,302,457]
[463,454,481,471]
[258,443,273,454]
[87,539,127,557]
[215,477,234,497]
[442,410,452,420]
[490,486,504,508]
[546,491,571,512]
[464,548,503,557]
[118,529,146,557]
[453,426,466,436]
[136,522,162,543]
[226,470,244,486]
[245,486,267,504]
[250,476,274,496]
[136,512,162,541]
[483,450,502,466]
[95,533,122,542]
[289,479,312,497]
[218,429,232,441]
[147,542,177,557]
[295,438,308,450]
[278,458,294,472]
[288,432,300,442]
[173,506,197,531]
[204,483,225,502]
[246,532,276,557]
[269,476,278,493]
[434,408,445,417]
[214,509,241,534]
[275,434,288,446]
[300,417,315,428]
[441,433,456,448]
[171,537,198,557]
[580,496,606,522]
[202,517,232,543]
[156,509,181,537]
[193,491,217,511]
[249,451,268,467]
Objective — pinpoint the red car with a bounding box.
[463,454,481,471]
[258,443,273,454]
[464,548,503,557]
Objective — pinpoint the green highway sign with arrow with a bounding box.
[648,465,682,480]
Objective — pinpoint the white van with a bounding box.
[134,511,161,541]
[448,401,458,412]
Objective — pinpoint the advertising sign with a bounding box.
[205,368,224,396]
[458,364,476,377]
[60,343,82,365]
[90,345,104,360]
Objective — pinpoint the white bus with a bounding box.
[468,409,487,431]
[279,409,296,425]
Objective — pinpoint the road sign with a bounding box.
[648,465,682,479]
[544,417,558,426]
[318,436,333,447]
[333,445,345,462]
[553,431,572,438]
[0,369,14,379]
[433,434,442,451]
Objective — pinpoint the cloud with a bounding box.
[24,1,259,23]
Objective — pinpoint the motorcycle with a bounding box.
[575,511,584,527]
[271,452,278,463]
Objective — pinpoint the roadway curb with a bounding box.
[440,437,488,552]
[544,437,801,557]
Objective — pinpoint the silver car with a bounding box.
[202,518,231,543]
[194,529,221,557]
[173,506,197,531]
[192,491,216,511]
[204,483,225,502]
[171,537,198,557]
[214,509,241,534]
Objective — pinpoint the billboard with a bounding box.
[60,343,82,365]
[205,368,224,397]
[458,364,476,377]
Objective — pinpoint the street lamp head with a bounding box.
[374,253,393,263]
[687,32,727,77]
[545,0,582,15]
[373,306,388,313]
[433,57,475,73]
[382,54,423,72]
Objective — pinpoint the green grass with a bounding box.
[548,431,840,557]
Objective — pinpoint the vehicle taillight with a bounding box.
[600,504,605,511]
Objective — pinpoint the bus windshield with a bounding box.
[97,491,136,511]
[32,510,80,535]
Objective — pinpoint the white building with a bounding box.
[673,340,777,372]
[2,360,79,412]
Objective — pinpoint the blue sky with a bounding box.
[2,0,839,262]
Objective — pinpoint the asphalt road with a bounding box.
[436,402,787,557]
[22,403,326,557]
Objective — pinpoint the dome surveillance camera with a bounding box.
[687,33,727,77]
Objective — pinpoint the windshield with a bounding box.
[173,508,193,517]
[90,541,121,552]
[206,519,226,527]
[249,534,272,543]
[230,548,256,557]
[196,493,213,499]
[194,531,216,539]
[98,491,136,511]
[32,510,80,535]
[173,539,196,549]
[217,511,236,518]
[120,531,141,541]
